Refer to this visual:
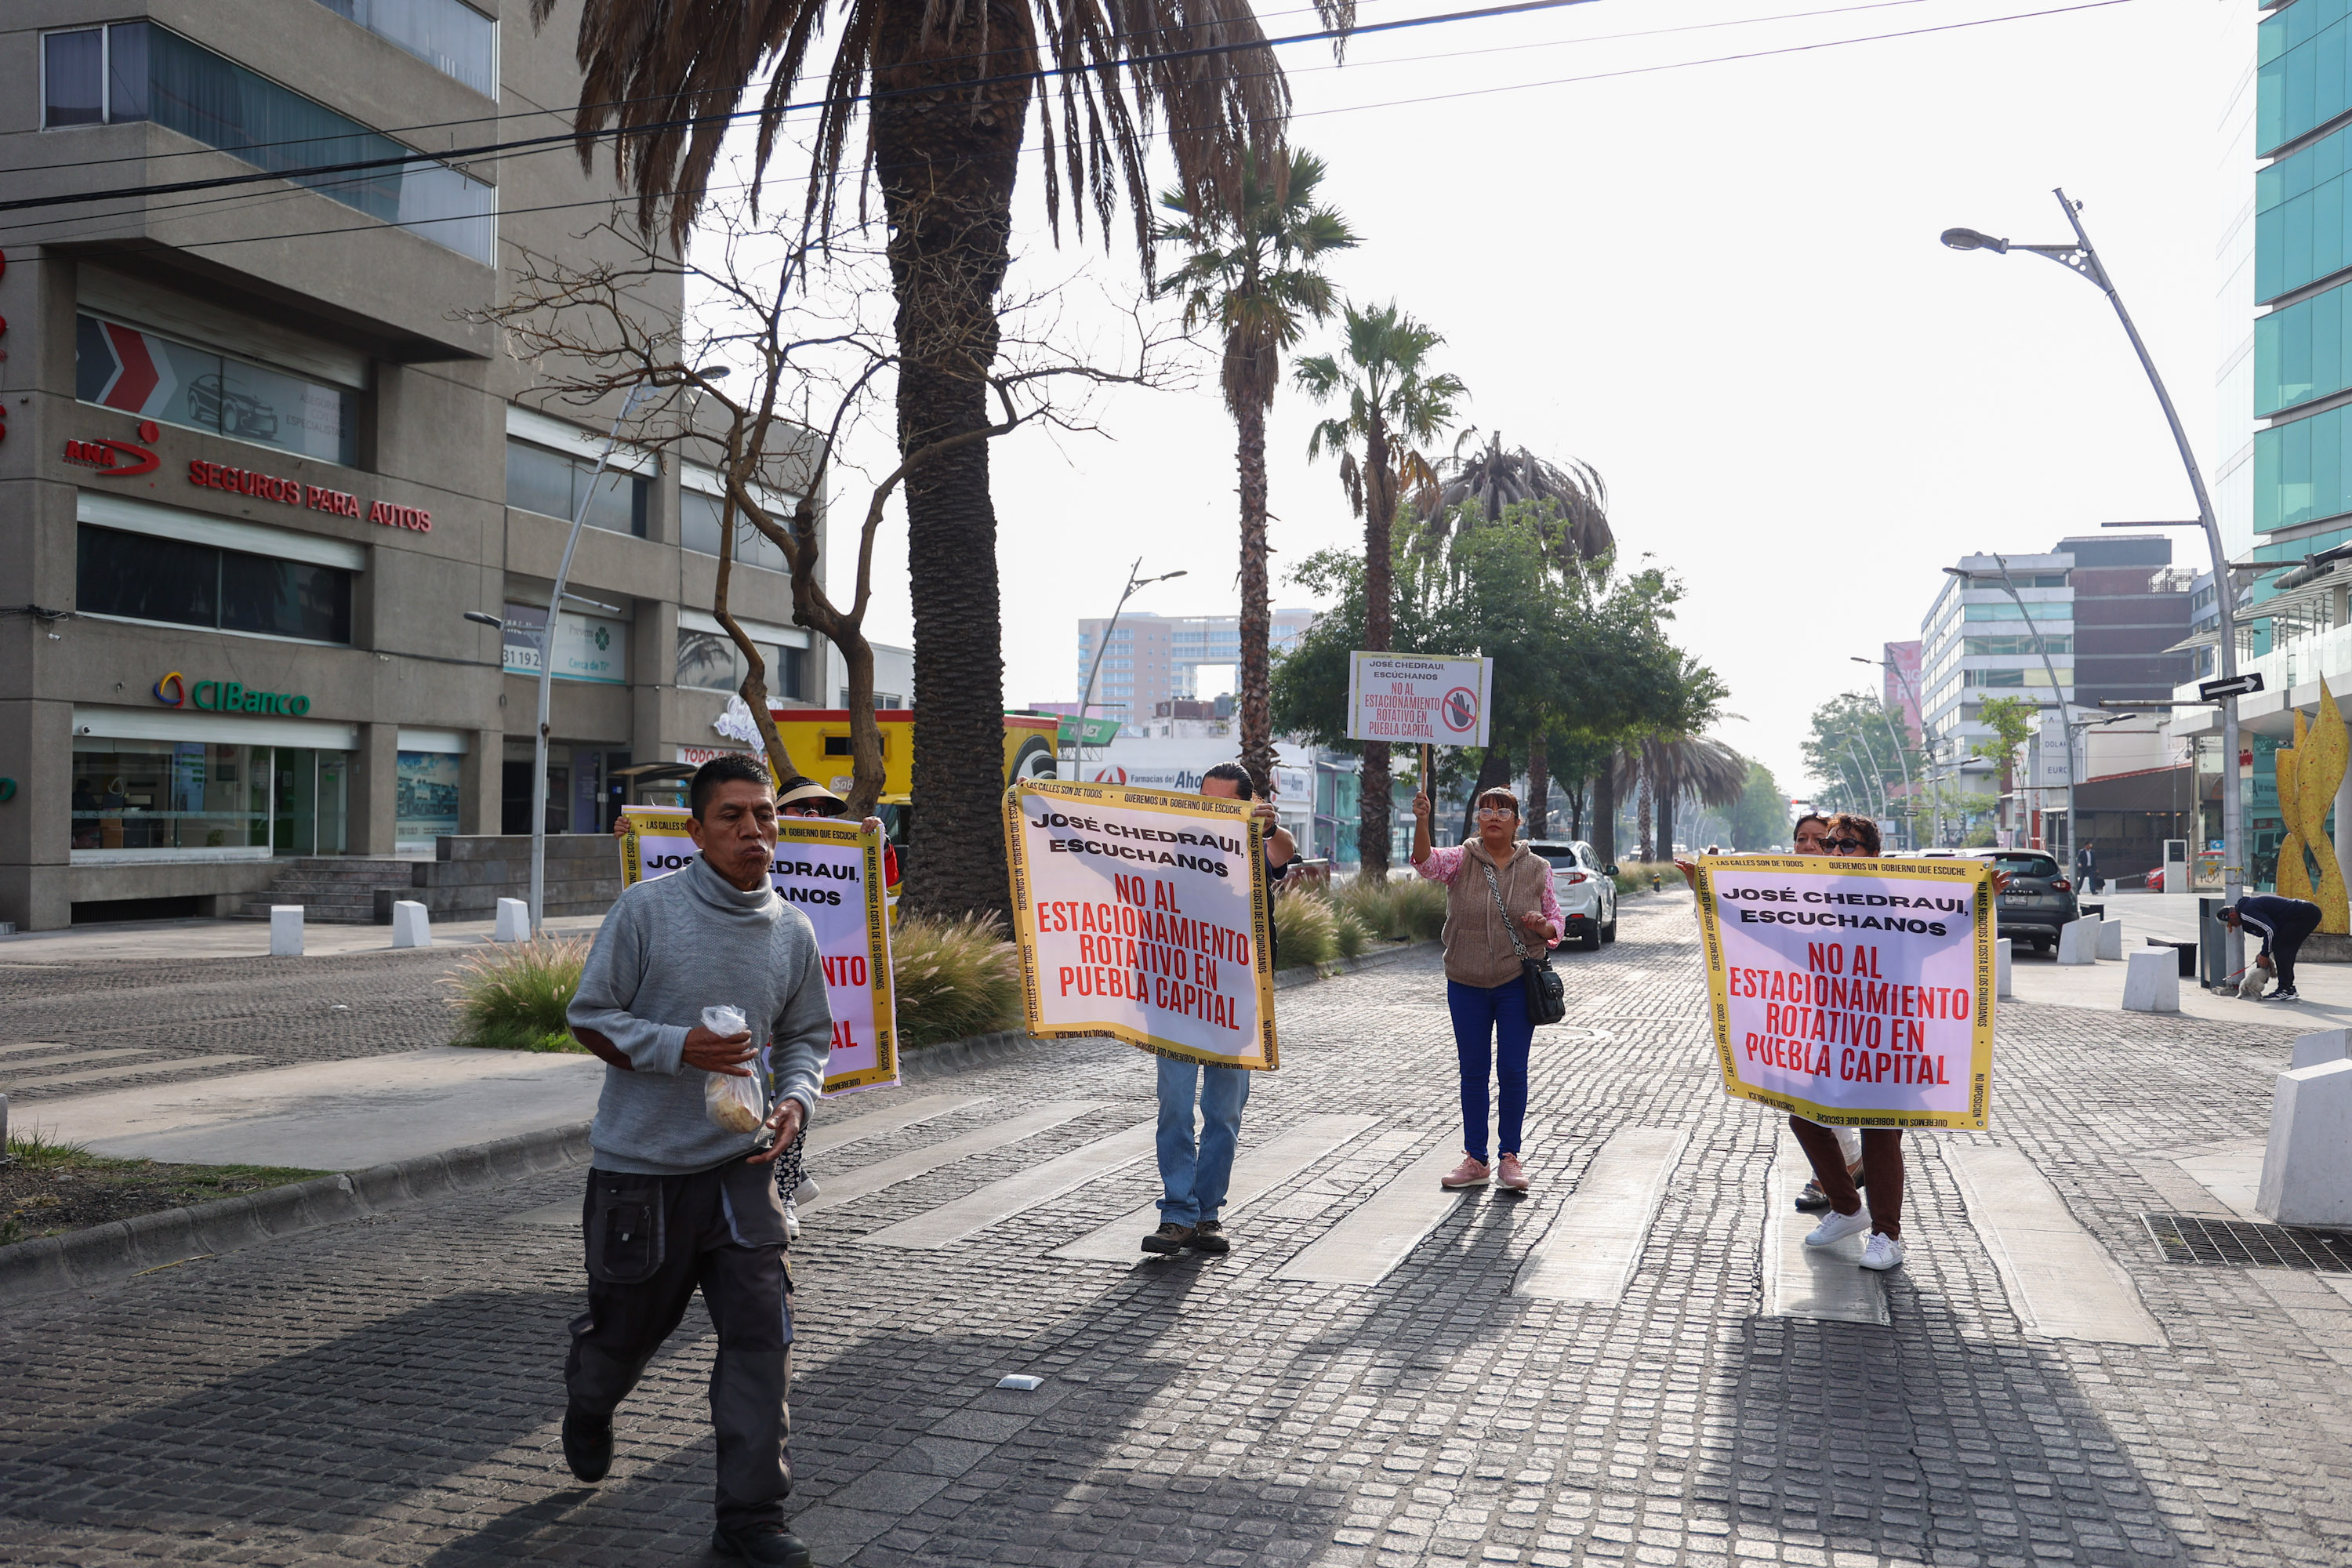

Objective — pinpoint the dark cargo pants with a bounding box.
[566,1160,794,1529]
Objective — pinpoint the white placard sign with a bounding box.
[1345,652,1494,747]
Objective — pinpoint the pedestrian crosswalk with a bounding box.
[1052,1113,1378,1261]
[1513,1128,1686,1302]
[800,1100,1102,1215]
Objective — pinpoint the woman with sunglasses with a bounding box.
[1410,785,1563,1192]
[1788,812,1911,1271]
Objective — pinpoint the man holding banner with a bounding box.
[1692,811,1997,1276]
[1003,768,1284,1255]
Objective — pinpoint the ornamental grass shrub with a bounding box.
[892,912,1024,1049]
[1272,884,1341,969]
[1332,873,1447,942]
[446,936,591,1052]
[1612,860,1679,896]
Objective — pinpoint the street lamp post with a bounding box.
[1850,655,1919,850]
[1943,188,2245,972]
[1072,559,1188,777]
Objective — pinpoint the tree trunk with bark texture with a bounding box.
[1526,735,1550,840]
[1656,784,1676,866]
[1637,779,1653,862]
[872,2,1031,919]
[1359,413,1395,878]
[1236,396,1274,792]
[1590,764,1616,869]
[1458,747,1512,847]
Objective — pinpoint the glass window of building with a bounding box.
[308,0,496,97]
[395,749,463,848]
[40,23,493,263]
[76,313,361,466]
[71,742,349,856]
[2259,0,2352,155]
[506,440,648,535]
[2256,400,2352,533]
[2256,283,2352,416]
[78,524,354,643]
[677,487,789,571]
[675,628,806,699]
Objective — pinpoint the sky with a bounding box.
[718,0,2242,803]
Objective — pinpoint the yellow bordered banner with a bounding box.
[1003,779,1279,1071]
[1693,853,1994,1130]
[619,808,900,1095]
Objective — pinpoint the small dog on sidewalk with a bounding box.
[2234,956,2273,1000]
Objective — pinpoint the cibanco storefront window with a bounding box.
[71,739,351,859]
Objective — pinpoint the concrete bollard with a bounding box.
[269,906,304,957]
[2056,917,2098,966]
[2257,1058,2352,1225]
[390,900,432,949]
[493,898,530,943]
[2122,949,2180,1013]
[2096,918,2123,961]
[2292,1029,2351,1069]
[1995,938,2013,1000]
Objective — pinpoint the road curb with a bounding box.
[0,1121,591,1309]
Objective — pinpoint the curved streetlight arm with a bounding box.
[1071,562,1189,773]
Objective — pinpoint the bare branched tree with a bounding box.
[475,210,1181,894]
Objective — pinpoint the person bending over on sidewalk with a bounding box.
[1785,812,1909,1272]
[563,753,829,1568]
[1412,785,1562,1194]
[2223,893,2323,1003]
[1143,761,1295,1257]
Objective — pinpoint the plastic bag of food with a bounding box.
[701,1005,765,1134]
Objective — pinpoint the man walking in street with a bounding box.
[563,753,829,1567]
[1142,762,1295,1257]
[2223,892,2325,1002]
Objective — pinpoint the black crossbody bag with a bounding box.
[1482,858,1566,1025]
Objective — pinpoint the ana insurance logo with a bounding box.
[153,671,187,707]
[64,419,161,477]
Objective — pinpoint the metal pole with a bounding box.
[2047,188,2243,970]
[1872,692,1916,848]
[532,385,651,935]
[1074,560,1149,780]
[1986,552,2075,867]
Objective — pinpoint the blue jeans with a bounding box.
[1156,1056,1251,1225]
[1447,978,1532,1163]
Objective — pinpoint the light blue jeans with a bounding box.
[1156,1055,1251,1226]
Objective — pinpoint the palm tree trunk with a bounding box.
[1526,734,1550,839]
[1358,413,1396,878]
[1566,775,1586,841]
[1591,762,1616,867]
[1236,395,1275,791]
[1638,774,1653,862]
[1657,784,1676,864]
[871,5,1032,920]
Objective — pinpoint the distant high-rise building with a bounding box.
[1882,641,1923,741]
[1073,609,1318,722]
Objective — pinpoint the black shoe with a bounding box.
[1185,1219,1230,1254]
[711,1523,812,1567]
[1142,1221,1194,1254]
[561,1404,612,1483]
[1794,1180,1832,1213]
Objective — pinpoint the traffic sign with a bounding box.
[2197,673,2265,702]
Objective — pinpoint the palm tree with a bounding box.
[1156,147,1357,789]
[1295,303,1465,877]
[1421,431,1613,567]
[1623,735,1748,861]
[539,0,1353,918]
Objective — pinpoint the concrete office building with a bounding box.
[0,0,829,931]
[1073,608,1317,724]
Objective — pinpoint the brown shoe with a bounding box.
[1141,1221,1194,1254]
[1441,1156,1491,1189]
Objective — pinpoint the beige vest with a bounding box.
[1440,840,1551,988]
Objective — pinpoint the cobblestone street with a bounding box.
[3,893,2348,1568]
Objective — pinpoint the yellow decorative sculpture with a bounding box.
[2298,678,2350,934]
[2277,727,2312,903]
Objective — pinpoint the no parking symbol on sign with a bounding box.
[1345,653,1493,747]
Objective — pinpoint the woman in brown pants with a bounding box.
[1790,812,1907,1272]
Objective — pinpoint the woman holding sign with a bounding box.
[1791,812,1910,1272]
[1411,786,1562,1192]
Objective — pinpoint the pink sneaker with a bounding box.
[1497,1154,1529,1192]
[1441,1156,1491,1189]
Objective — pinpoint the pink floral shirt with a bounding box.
[1411,844,1564,948]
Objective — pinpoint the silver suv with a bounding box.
[1525,840,1619,951]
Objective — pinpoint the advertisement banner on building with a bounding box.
[1691,854,1995,1129]
[1003,780,1278,1070]
[503,602,627,684]
[617,808,899,1095]
[1345,652,1493,747]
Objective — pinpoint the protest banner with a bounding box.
[1693,854,1994,1130]
[1003,780,1279,1070]
[618,807,899,1094]
[1345,652,1494,747]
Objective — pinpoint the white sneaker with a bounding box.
[785,1198,801,1241]
[1859,1233,1905,1271]
[1805,1208,1872,1247]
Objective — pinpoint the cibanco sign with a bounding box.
[155,670,312,716]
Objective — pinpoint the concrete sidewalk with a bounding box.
[0,913,605,965]
[13,1047,605,1169]
[2008,892,2352,1022]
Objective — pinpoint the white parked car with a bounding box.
[1525,840,1618,951]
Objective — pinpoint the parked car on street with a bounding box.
[1893,847,2079,953]
[1525,839,1619,951]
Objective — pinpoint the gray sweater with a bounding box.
[568,853,832,1176]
